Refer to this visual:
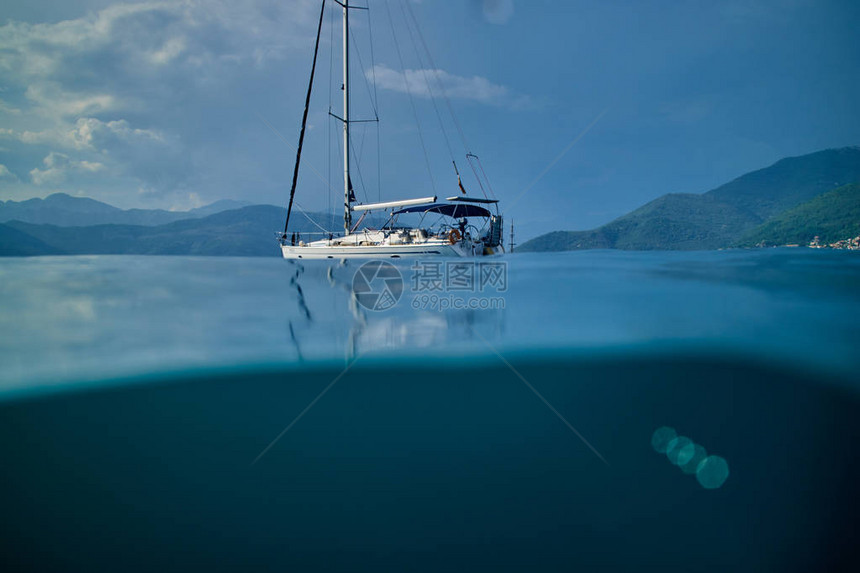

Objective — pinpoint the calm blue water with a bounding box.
[2,249,859,394]
[1,250,859,571]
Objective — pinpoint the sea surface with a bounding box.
[1,249,859,571]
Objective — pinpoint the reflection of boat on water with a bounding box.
[278,0,504,260]
[281,260,504,361]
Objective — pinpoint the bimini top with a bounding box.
[392,203,492,218]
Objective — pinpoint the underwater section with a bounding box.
[0,352,857,572]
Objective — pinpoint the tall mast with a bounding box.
[342,0,352,234]
[283,0,326,238]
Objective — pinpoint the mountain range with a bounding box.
[3,146,859,256]
[0,193,252,227]
[0,194,341,257]
[520,146,860,252]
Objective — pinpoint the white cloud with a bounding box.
[0,0,321,205]
[24,85,117,119]
[3,117,166,151]
[170,192,205,211]
[0,0,321,84]
[70,117,166,151]
[0,99,21,115]
[369,64,509,105]
[149,36,187,65]
[79,161,107,172]
[29,152,106,185]
[0,164,18,181]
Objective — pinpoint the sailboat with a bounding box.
[279,0,504,260]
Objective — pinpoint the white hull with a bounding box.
[280,232,503,259]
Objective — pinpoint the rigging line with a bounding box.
[357,121,367,164]
[364,2,381,202]
[466,153,488,197]
[366,4,380,115]
[477,157,497,200]
[333,104,344,184]
[471,153,497,200]
[283,0,327,236]
[293,200,333,233]
[349,132,371,205]
[355,124,373,204]
[398,0,455,167]
[383,0,436,195]
[404,0,470,154]
[349,26,379,117]
[257,113,339,199]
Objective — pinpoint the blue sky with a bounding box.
[1,0,858,240]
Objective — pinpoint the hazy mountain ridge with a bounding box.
[0,193,253,227]
[520,146,860,252]
[3,205,344,257]
[0,223,64,256]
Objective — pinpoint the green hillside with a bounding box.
[520,194,759,251]
[705,146,860,220]
[520,146,860,252]
[736,183,860,247]
[598,193,760,250]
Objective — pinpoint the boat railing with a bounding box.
[277,231,342,238]
[277,231,345,246]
